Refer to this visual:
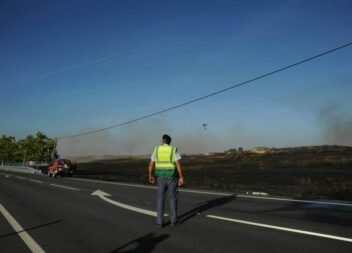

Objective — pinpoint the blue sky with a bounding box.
[1,0,352,155]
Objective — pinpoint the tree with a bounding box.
[0,132,57,164]
[238,147,244,153]
[17,132,57,163]
[0,135,18,163]
[226,148,237,153]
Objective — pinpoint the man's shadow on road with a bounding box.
[110,233,169,253]
[177,194,236,224]
[111,195,236,252]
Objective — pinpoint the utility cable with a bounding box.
[58,42,352,139]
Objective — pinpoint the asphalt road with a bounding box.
[0,171,351,253]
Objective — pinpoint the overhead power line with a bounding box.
[59,42,352,139]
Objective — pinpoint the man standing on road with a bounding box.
[148,134,184,228]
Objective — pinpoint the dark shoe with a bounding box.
[156,224,163,229]
[170,221,179,227]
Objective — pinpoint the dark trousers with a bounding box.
[157,176,178,224]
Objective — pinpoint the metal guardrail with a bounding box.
[0,165,39,174]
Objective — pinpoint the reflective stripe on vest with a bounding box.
[154,145,176,177]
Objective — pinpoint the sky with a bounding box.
[1,0,352,156]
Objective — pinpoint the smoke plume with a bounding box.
[319,104,352,145]
[57,105,352,157]
[57,118,236,157]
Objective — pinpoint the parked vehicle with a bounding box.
[48,159,76,177]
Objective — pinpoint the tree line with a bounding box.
[0,132,57,164]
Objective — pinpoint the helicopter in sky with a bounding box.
[202,123,208,131]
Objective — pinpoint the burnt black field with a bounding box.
[74,146,352,200]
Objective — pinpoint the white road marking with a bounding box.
[70,177,156,189]
[28,179,44,184]
[179,189,231,196]
[70,177,231,195]
[1,173,80,192]
[237,194,352,207]
[69,177,352,207]
[206,215,352,243]
[16,176,27,180]
[0,204,45,253]
[50,184,79,191]
[0,173,27,181]
[91,190,167,217]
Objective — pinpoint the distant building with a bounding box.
[250,147,271,154]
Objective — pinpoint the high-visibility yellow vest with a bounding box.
[154,145,177,177]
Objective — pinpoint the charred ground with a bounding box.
[74,145,352,200]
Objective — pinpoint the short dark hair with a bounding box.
[162,134,172,144]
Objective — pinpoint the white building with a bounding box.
[250,147,271,154]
